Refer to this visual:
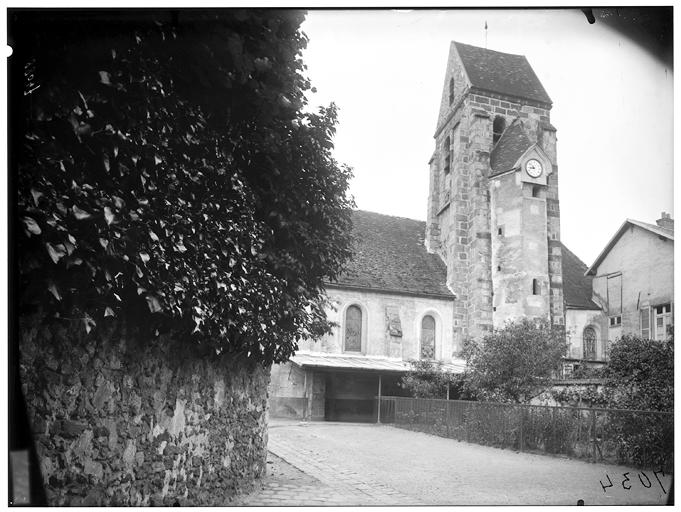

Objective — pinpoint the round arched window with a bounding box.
[583,327,597,360]
[421,315,436,359]
[344,305,362,352]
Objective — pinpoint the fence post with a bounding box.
[551,407,556,454]
[590,408,596,460]
[519,407,524,452]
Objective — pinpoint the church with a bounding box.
[269,41,673,421]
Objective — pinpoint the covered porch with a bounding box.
[269,352,465,423]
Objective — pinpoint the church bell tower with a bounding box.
[426,41,564,353]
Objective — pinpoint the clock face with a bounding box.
[525,159,543,178]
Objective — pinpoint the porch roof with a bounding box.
[289,352,466,374]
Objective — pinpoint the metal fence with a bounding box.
[378,397,673,471]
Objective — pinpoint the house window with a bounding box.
[532,279,540,295]
[449,77,454,105]
[609,315,622,327]
[492,115,506,145]
[583,327,597,360]
[420,315,436,359]
[653,303,672,340]
[344,305,362,352]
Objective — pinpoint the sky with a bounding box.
[299,8,674,266]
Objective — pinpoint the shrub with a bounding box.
[12,10,354,366]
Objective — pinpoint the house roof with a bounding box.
[489,119,533,176]
[453,41,552,106]
[560,243,599,310]
[291,351,466,374]
[329,210,453,298]
[585,218,674,276]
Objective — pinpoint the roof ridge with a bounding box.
[453,40,524,58]
[354,209,425,223]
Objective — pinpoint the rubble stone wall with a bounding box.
[18,314,270,506]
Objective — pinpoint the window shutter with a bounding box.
[640,307,650,339]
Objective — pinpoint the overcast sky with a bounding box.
[300,9,673,266]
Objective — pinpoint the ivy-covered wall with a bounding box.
[18,313,270,506]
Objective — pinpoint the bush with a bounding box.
[462,318,568,402]
[12,10,354,366]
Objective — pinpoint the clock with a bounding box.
[525,159,543,178]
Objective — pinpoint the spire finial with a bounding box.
[484,20,488,49]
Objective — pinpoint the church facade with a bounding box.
[269,41,673,420]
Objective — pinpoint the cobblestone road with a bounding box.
[237,420,672,506]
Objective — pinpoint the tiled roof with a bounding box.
[560,243,599,310]
[586,218,674,276]
[489,120,532,175]
[454,41,552,105]
[628,219,674,239]
[330,210,453,298]
[291,352,466,374]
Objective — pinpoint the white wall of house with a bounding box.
[591,225,673,341]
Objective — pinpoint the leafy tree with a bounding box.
[462,318,568,402]
[603,333,673,411]
[11,10,354,366]
[401,360,462,399]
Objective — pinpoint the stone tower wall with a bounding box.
[427,47,566,354]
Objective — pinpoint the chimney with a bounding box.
[656,211,674,231]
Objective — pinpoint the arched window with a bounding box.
[344,305,362,352]
[443,136,451,174]
[583,327,597,360]
[492,116,506,145]
[420,315,436,359]
[532,185,541,198]
[449,78,454,105]
[532,279,540,295]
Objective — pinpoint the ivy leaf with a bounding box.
[22,216,42,236]
[149,230,159,242]
[47,282,61,301]
[46,242,67,264]
[30,188,43,206]
[139,252,150,264]
[104,306,115,317]
[83,314,96,334]
[146,295,162,313]
[99,71,111,85]
[104,206,115,226]
[103,153,110,173]
[72,205,92,220]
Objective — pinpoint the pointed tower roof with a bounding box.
[453,42,552,106]
[489,119,533,175]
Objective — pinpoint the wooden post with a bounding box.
[551,407,556,454]
[591,409,597,459]
[376,374,382,424]
[519,408,524,452]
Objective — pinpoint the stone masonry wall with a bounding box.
[18,313,270,506]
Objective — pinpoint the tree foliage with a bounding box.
[462,318,568,403]
[11,10,354,365]
[400,359,459,399]
[603,333,673,412]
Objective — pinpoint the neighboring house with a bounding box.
[585,214,674,344]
